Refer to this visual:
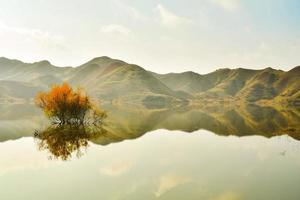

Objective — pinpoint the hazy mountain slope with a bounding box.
[155,66,299,103]
[67,56,126,85]
[152,68,232,94]
[155,68,276,99]
[0,57,180,103]
[0,57,72,82]
[236,68,283,101]
[274,66,300,104]
[152,71,205,93]
[207,68,258,96]
[0,56,299,104]
[275,66,300,91]
[67,57,180,102]
[30,74,64,87]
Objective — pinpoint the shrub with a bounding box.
[35,82,106,125]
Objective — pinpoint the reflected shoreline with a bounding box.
[0,103,299,146]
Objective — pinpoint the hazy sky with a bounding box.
[0,0,299,73]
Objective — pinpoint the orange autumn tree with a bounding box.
[35,82,106,125]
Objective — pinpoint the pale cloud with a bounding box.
[99,160,134,176]
[100,24,132,35]
[113,0,144,20]
[0,19,68,65]
[155,173,191,197]
[244,25,251,33]
[0,1,297,73]
[0,20,66,50]
[210,0,240,11]
[156,4,192,28]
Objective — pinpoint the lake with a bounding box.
[0,103,300,200]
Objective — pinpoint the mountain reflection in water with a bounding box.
[0,103,299,147]
[1,103,300,199]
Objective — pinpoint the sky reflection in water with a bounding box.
[0,130,300,200]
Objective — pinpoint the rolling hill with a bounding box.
[0,56,299,106]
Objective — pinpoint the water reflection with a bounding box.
[98,103,300,144]
[0,104,300,199]
[34,125,106,160]
[0,103,299,145]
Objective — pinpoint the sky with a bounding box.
[0,0,300,74]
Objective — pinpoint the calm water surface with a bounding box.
[0,104,300,200]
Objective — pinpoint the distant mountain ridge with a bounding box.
[0,56,299,105]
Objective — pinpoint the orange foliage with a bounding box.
[35,82,105,125]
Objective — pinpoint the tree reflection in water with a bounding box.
[34,125,106,160]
